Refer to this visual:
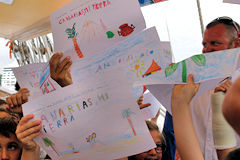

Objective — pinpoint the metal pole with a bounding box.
[196,0,204,37]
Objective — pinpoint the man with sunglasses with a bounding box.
[191,16,240,160]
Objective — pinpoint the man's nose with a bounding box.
[148,148,157,155]
[202,45,214,54]
[1,148,9,159]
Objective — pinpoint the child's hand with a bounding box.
[16,114,42,151]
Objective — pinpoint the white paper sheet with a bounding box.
[22,67,156,160]
[136,48,240,85]
[147,77,233,114]
[141,91,162,119]
[12,63,61,99]
[50,0,146,59]
[70,27,172,85]
[144,48,240,114]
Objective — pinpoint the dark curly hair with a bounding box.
[0,116,18,138]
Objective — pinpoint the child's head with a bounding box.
[0,117,21,160]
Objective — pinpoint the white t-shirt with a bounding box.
[191,90,218,160]
[191,89,240,160]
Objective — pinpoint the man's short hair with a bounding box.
[0,116,18,138]
[206,16,240,41]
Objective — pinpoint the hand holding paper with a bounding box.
[49,52,73,87]
[171,74,200,106]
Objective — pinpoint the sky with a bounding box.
[0,0,240,73]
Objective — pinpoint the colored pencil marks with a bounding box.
[130,58,145,78]
[57,0,111,25]
[51,0,146,57]
[23,70,41,88]
[23,71,156,160]
[39,65,56,95]
[100,18,115,39]
[118,23,135,37]
[65,23,83,58]
[122,108,136,136]
[71,27,171,82]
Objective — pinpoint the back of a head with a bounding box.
[225,148,240,160]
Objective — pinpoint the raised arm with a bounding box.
[171,74,203,160]
[222,77,240,136]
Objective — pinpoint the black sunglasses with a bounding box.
[214,16,239,39]
[145,143,166,154]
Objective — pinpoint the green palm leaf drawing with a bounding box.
[191,55,206,66]
[165,63,179,77]
[65,23,76,38]
[164,54,206,82]
[43,137,54,147]
[43,137,59,156]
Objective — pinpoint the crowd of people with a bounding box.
[1,16,240,160]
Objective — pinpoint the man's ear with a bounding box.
[233,38,240,48]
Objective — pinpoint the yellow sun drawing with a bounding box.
[130,58,145,78]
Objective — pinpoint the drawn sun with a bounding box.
[130,58,145,78]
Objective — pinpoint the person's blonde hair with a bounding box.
[146,120,166,148]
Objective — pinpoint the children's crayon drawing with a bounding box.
[223,0,240,4]
[70,27,172,86]
[146,48,240,114]
[70,27,172,98]
[12,63,61,100]
[39,64,57,95]
[164,54,206,82]
[22,68,156,160]
[70,27,240,97]
[50,0,146,59]
[138,0,167,7]
[138,48,240,86]
[65,23,83,58]
[12,63,45,90]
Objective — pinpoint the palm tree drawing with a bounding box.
[65,23,84,58]
[43,137,59,156]
[165,54,206,82]
[122,108,137,136]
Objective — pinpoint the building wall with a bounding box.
[1,67,16,91]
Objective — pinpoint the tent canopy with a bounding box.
[0,0,72,41]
